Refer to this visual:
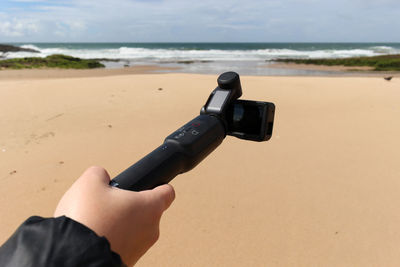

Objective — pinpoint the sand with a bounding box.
[1,71,400,266]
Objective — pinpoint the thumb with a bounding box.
[145,184,175,212]
[79,166,111,187]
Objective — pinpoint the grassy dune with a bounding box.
[0,54,104,69]
[276,54,400,71]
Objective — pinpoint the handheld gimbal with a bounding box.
[110,72,275,191]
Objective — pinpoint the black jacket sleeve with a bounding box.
[0,216,125,267]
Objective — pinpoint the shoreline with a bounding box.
[265,62,400,77]
[0,63,399,80]
[0,65,181,80]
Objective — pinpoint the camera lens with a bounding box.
[228,101,262,135]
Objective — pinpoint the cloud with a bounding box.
[0,18,39,37]
[0,0,399,42]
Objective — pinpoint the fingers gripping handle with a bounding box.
[110,115,226,191]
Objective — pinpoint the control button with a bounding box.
[191,130,199,135]
[174,132,185,139]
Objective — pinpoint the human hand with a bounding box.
[54,166,175,266]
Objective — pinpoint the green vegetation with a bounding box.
[275,54,400,71]
[0,54,105,70]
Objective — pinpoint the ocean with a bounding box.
[4,43,400,75]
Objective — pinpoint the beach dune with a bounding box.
[1,73,400,266]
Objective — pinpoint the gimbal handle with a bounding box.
[110,115,225,191]
[110,72,240,191]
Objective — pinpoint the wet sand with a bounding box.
[0,65,179,80]
[267,62,400,77]
[1,72,400,266]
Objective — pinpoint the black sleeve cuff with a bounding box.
[0,216,125,267]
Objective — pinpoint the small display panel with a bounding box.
[206,90,230,114]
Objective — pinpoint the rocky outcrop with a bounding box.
[0,44,39,53]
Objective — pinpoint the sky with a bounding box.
[0,0,399,42]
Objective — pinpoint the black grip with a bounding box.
[110,115,225,191]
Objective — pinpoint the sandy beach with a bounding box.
[1,70,400,266]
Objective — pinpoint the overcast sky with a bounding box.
[0,0,399,42]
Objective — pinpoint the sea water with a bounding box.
[3,42,400,75]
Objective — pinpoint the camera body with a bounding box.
[110,72,276,191]
[201,71,275,141]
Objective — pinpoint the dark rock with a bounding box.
[94,58,120,62]
[384,76,393,81]
[0,44,39,53]
[176,60,213,64]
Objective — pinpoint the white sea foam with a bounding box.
[4,44,400,63]
[369,46,398,54]
[19,44,41,51]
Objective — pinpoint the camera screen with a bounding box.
[226,100,274,141]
